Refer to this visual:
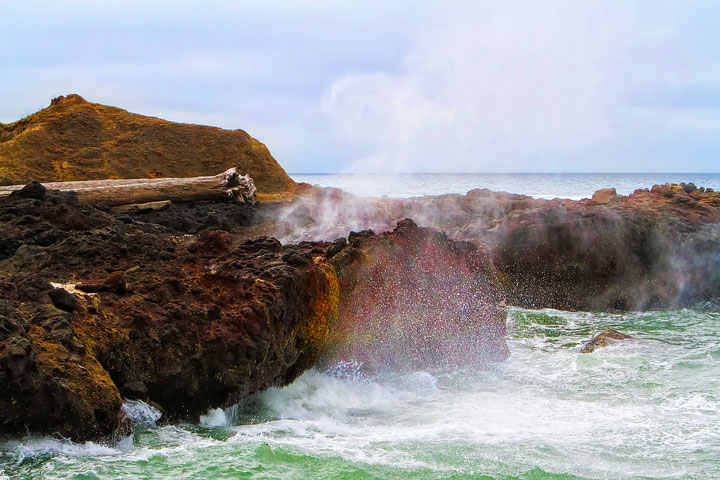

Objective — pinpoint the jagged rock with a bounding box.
[0,188,340,441]
[326,219,508,372]
[268,182,720,311]
[0,188,510,442]
[9,181,46,200]
[580,329,632,353]
[77,271,127,294]
[48,287,78,312]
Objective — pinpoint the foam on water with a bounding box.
[2,307,720,479]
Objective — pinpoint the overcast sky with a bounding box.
[2,1,720,173]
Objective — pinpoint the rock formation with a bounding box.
[267,183,720,311]
[0,185,337,441]
[325,219,508,372]
[591,187,617,204]
[0,95,295,197]
[0,186,508,441]
[580,329,632,353]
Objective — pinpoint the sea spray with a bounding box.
[199,404,240,428]
[121,400,162,427]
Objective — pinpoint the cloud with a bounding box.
[2,1,720,173]
[322,1,720,173]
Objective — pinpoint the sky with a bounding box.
[2,0,720,173]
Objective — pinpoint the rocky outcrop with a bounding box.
[591,187,617,204]
[580,329,632,353]
[325,219,508,372]
[483,185,720,311]
[0,186,337,441]
[0,95,295,197]
[0,186,508,442]
[268,183,720,311]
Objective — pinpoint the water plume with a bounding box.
[326,219,509,372]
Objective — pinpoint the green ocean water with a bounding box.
[2,306,720,480]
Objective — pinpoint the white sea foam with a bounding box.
[199,408,230,428]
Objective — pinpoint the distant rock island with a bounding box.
[0,94,295,198]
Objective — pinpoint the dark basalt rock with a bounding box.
[9,181,46,200]
[48,287,77,312]
[268,183,720,311]
[120,381,149,401]
[581,329,632,353]
[76,271,127,294]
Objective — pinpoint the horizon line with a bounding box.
[288,172,720,175]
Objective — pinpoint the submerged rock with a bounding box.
[580,329,632,353]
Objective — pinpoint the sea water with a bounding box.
[2,174,720,480]
[2,307,719,479]
[291,173,720,200]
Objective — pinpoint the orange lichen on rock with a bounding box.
[306,261,340,354]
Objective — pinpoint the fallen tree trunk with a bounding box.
[0,168,256,206]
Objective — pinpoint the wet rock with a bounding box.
[0,189,342,442]
[580,329,632,353]
[281,249,311,266]
[328,220,508,372]
[325,237,347,258]
[120,381,149,401]
[48,287,78,312]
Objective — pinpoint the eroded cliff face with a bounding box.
[0,187,508,442]
[0,187,338,441]
[0,95,295,197]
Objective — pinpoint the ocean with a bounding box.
[2,173,719,480]
[290,173,720,200]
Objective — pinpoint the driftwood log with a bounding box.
[0,168,256,207]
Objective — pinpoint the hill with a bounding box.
[0,94,295,195]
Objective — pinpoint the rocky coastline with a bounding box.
[1,97,719,444]
[269,182,720,311]
[0,183,509,441]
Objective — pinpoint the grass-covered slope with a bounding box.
[0,94,295,196]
